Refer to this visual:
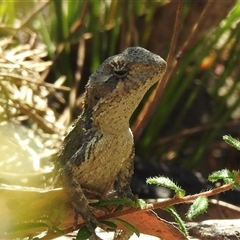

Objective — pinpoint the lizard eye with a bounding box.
[113,69,128,78]
[110,60,129,78]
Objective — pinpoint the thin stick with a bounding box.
[42,182,233,239]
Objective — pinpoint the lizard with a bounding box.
[56,46,166,239]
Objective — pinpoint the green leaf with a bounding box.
[166,206,188,236]
[101,220,117,230]
[135,199,147,208]
[233,170,240,186]
[51,226,64,235]
[113,218,140,237]
[76,226,92,240]
[146,176,185,197]
[223,135,240,151]
[76,221,117,240]
[114,204,124,212]
[208,169,234,184]
[186,196,208,220]
[175,188,186,198]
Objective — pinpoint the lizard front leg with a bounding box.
[114,149,135,199]
[113,151,136,240]
[61,163,102,240]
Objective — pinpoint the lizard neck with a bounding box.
[82,87,135,134]
[82,106,130,135]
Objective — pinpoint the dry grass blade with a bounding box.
[0,33,69,135]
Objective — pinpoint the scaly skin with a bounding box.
[56,47,166,239]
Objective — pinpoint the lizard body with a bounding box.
[56,47,166,239]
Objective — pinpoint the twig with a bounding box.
[42,182,233,239]
[154,183,233,209]
[155,120,240,146]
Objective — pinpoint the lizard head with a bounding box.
[84,47,167,132]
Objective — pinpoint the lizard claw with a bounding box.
[74,208,104,240]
